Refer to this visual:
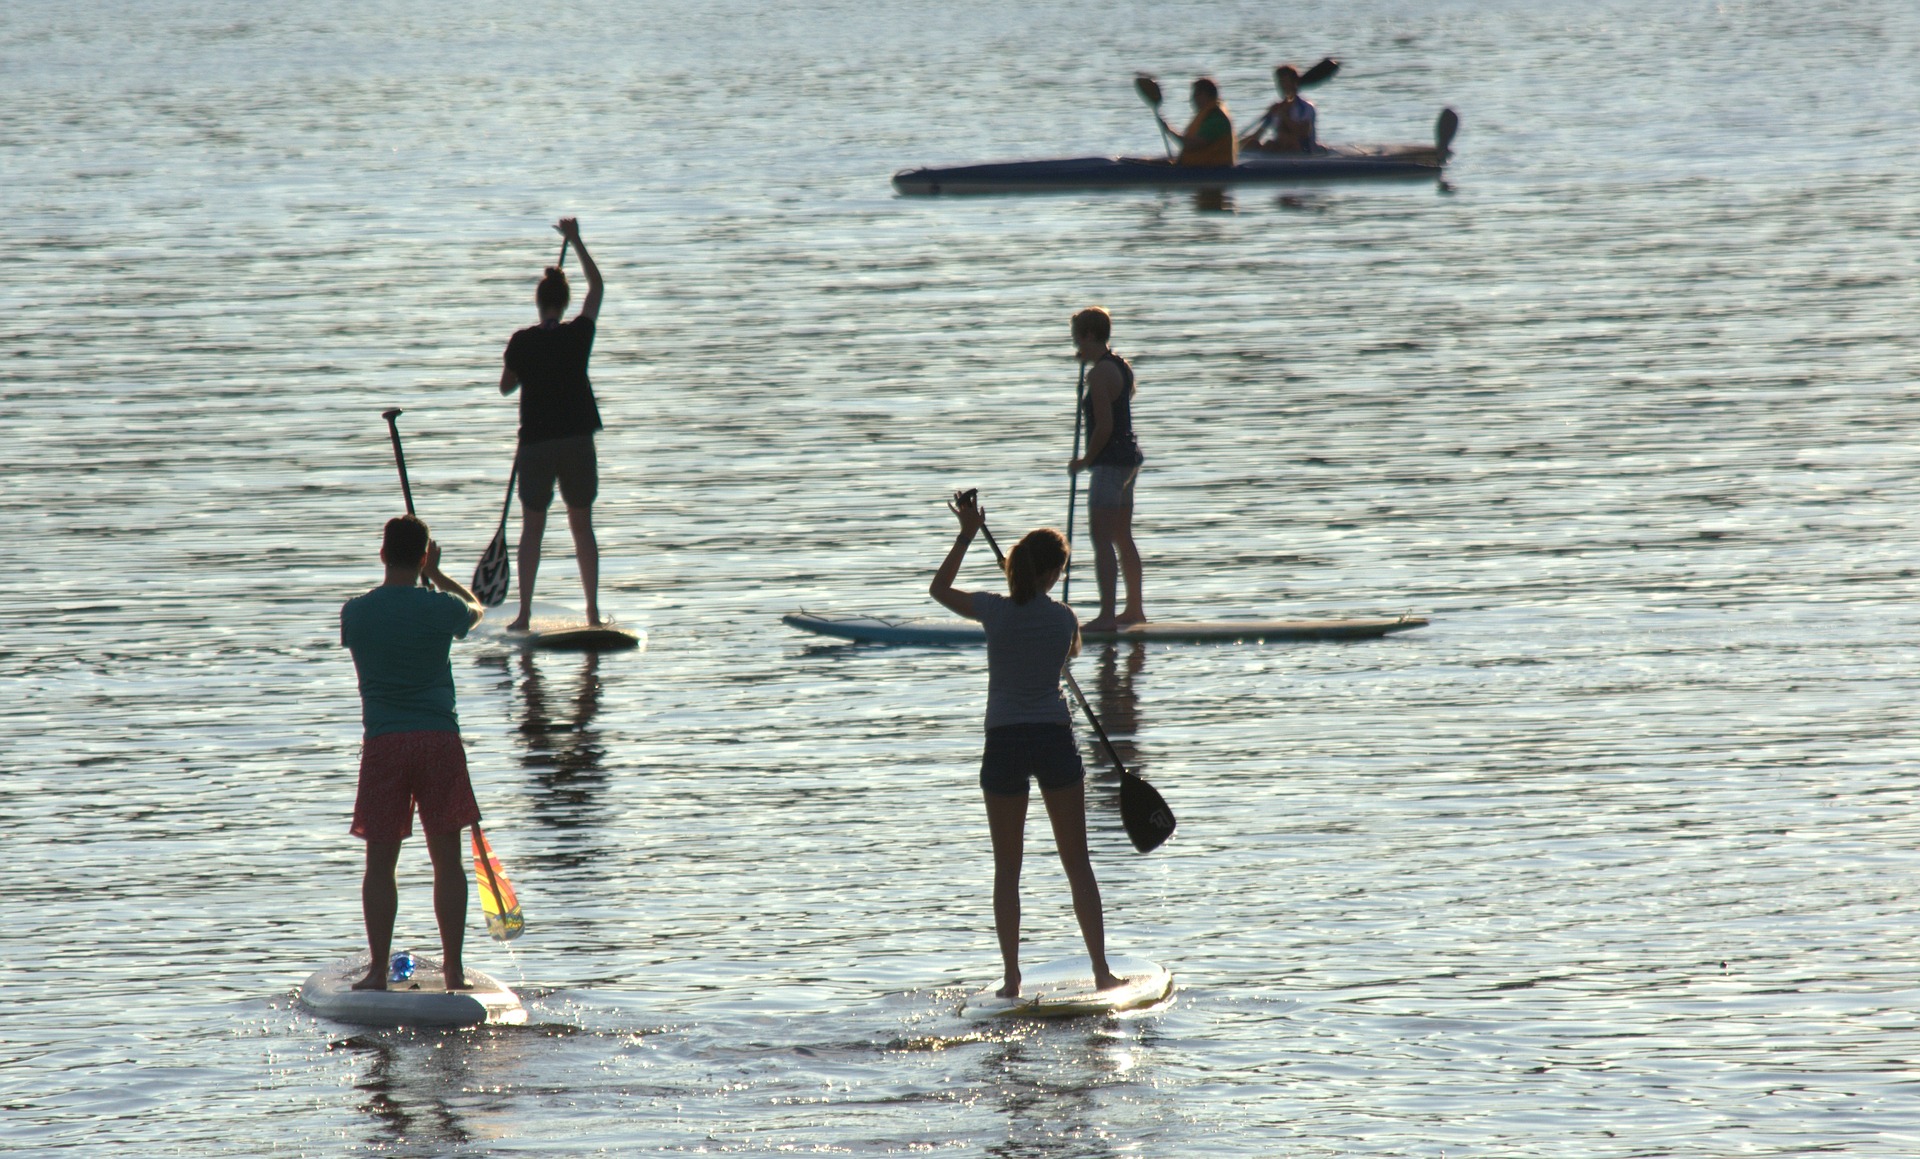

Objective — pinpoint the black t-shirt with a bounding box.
[504,316,603,443]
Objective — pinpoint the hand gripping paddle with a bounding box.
[967,491,1177,853]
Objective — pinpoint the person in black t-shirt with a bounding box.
[499,217,607,629]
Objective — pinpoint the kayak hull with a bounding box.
[784,612,1427,645]
[894,146,1444,195]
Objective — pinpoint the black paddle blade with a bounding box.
[1299,57,1340,86]
[1436,107,1460,155]
[472,534,511,607]
[1134,74,1163,108]
[1119,771,1175,853]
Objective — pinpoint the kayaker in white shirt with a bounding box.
[1243,64,1317,153]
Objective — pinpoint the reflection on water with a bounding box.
[1081,643,1146,835]
[512,651,609,841]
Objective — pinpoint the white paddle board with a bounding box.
[298,952,527,1027]
[784,612,1425,645]
[959,953,1173,1020]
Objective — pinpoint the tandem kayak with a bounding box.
[895,108,1457,195]
[783,612,1428,645]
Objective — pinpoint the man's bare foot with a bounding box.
[350,968,388,992]
[1115,609,1148,626]
[1094,971,1130,992]
[996,972,1021,999]
[586,611,604,627]
[443,966,470,992]
[506,615,531,632]
[1083,616,1119,632]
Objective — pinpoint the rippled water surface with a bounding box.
[6,0,1920,1154]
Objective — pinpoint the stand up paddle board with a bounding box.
[299,952,527,1027]
[960,953,1173,1020]
[475,602,644,652]
[784,611,1426,645]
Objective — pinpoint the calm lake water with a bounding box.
[5,0,1920,1154]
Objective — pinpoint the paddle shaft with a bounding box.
[381,409,434,588]
[976,519,1130,780]
[382,409,416,516]
[1063,362,1086,603]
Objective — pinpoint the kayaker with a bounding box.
[499,216,607,630]
[929,490,1124,998]
[1243,63,1317,153]
[339,515,486,993]
[1161,77,1236,167]
[1066,307,1147,632]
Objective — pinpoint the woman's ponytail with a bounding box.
[1005,528,1069,605]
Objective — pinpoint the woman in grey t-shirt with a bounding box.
[930,490,1122,998]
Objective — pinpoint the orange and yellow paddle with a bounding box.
[471,824,524,941]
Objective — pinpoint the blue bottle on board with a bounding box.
[388,950,415,983]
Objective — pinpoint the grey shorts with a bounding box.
[518,434,598,511]
[980,723,1086,797]
[1087,462,1140,510]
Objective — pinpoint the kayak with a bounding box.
[896,106,1457,195]
[894,145,1443,194]
[783,611,1428,645]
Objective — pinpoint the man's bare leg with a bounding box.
[425,828,469,991]
[353,841,403,990]
[1083,508,1122,631]
[510,506,549,631]
[566,504,600,626]
[984,790,1028,998]
[1111,503,1147,625]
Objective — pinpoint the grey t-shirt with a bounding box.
[971,591,1077,730]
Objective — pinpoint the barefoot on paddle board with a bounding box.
[960,953,1173,1020]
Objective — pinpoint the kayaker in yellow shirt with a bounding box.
[1158,78,1236,167]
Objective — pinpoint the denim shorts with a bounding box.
[1087,462,1140,510]
[980,723,1086,797]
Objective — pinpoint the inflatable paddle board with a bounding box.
[475,601,644,652]
[960,953,1173,1020]
[784,611,1425,645]
[298,953,527,1027]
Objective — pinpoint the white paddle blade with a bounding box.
[472,537,511,607]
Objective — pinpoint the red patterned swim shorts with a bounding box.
[350,730,481,843]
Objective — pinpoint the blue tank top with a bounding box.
[1084,352,1142,467]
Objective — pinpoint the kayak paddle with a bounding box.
[1063,361,1086,603]
[1436,107,1460,158]
[969,493,1177,853]
[1299,56,1339,87]
[1134,74,1175,160]
[471,238,568,607]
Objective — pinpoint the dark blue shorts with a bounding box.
[980,723,1085,797]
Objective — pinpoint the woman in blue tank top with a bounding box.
[1066,307,1147,631]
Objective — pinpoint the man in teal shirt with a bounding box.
[340,515,485,992]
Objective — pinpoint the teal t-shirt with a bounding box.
[340,585,474,739]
